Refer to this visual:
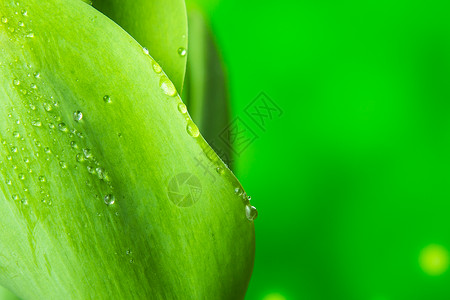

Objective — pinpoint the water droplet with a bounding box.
[18,21,24,27]
[70,141,78,149]
[21,9,27,16]
[159,76,177,96]
[12,194,19,201]
[21,198,28,205]
[73,111,83,121]
[43,102,52,111]
[1,16,8,24]
[13,131,20,138]
[23,158,29,163]
[103,95,111,103]
[143,47,149,55]
[30,83,37,89]
[18,173,25,180]
[177,103,187,114]
[104,194,115,205]
[235,187,243,196]
[31,120,42,127]
[76,153,85,163]
[152,62,162,74]
[44,147,51,154]
[245,205,258,221]
[34,72,40,78]
[186,121,200,138]
[26,32,34,38]
[83,148,92,159]
[11,147,18,153]
[58,123,68,132]
[216,167,225,175]
[38,176,46,182]
[13,79,20,86]
[59,161,67,169]
[178,47,187,57]
[6,179,12,185]
[6,156,12,161]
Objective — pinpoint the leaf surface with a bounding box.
[0,0,254,299]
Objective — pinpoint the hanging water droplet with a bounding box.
[186,121,200,138]
[143,47,149,55]
[178,47,187,57]
[103,95,111,103]
[152,61,162,74]
[1,16,8,24]
[13,79,20,86]
[73,111,83,121]
[245,205,258,221]
[104,194,115,205]
[177,103,187,114]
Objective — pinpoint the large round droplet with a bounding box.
[159,76,177,97]
[177,103,187,114]
[178,47,187,57]
[245,205,258,221]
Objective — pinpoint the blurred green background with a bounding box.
[194,0,450,299]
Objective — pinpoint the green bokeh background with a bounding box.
[197,0,450,299]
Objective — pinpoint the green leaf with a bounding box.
[93,0,188,93]
[183,6,233,169]
[0,0,254,299]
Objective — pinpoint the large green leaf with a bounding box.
[93,0,188,93]
[0,0,255,299]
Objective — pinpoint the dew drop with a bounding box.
[31,120,42,127]
[38,176,46,182]
[186,121,200,138]
[104,194,115,205]
[6,179,12,185]
[216,167,225,175]
[58,123,68,132]
[143,47,149,55]
[152,61,162,74]
[159,76,177,97]
[177,103,187,114]
[103,95,111,103]
[26,32,34,38]
[178,47,187,57]
[12,194,19,201]
[70,141,78,149]
[59,161,67,169]
[83,148,93,159]
[1,16,7,24]
[11,147,18,153]
[13,131,20,138]
[13,79,20,86]
[18,21,24,27]
[21,9,27,16]
[76,153,85,163]
[73,111,83,121]
[43,102,52,111]
[18,173,25,180]
[245,205,258,221]
[34,72,40,78]
[44,147,51,154]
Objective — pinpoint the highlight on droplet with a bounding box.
[419,244,449,276]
